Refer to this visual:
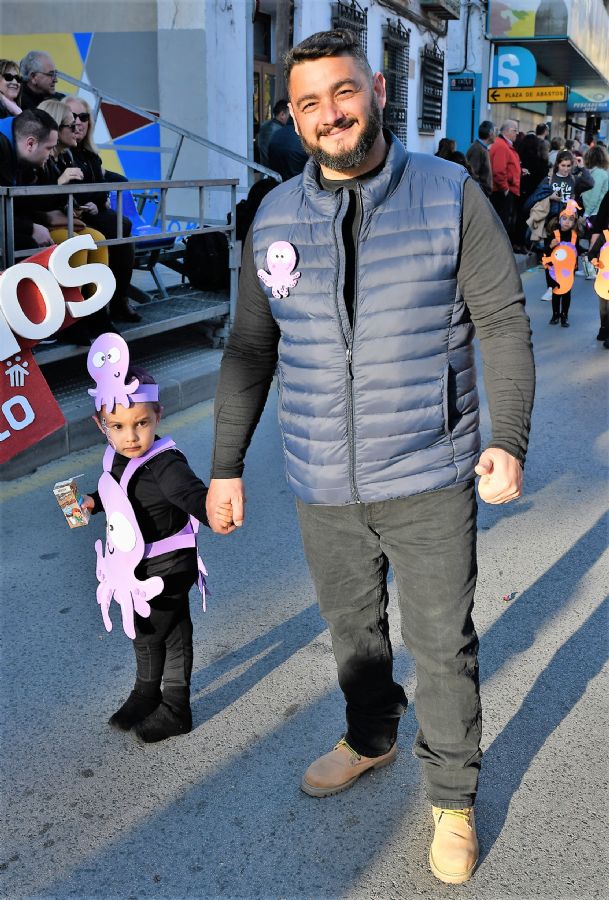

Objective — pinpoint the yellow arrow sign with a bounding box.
[487,85,568,103]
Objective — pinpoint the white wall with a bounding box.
[447,1,493,129]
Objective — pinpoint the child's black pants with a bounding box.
[132,579,194,708]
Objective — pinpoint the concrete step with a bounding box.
[33,285,230,366]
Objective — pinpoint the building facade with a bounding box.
[3,0,607,197]
[446,0,609,152]
[1,0,460,195]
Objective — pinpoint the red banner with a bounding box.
[0,246,86,465]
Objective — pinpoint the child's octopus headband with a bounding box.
[87,333,159,412]
[562,199,581,218]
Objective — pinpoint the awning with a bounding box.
[526,38,609,91]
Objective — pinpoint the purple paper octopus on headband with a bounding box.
[87,333,139,412]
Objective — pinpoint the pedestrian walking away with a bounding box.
[206,29,535,886]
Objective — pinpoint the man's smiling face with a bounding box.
[288,54,386,177]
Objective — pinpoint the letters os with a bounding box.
[0,235,116,361]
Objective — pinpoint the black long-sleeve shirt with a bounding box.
[90,443,209,591]
[212,175,535,480]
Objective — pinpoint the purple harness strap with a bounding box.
[143,520,196,557]
[108,437,208,609]
[118,435,176,486]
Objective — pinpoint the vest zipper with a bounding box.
[346,185,363,502]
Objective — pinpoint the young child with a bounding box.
[83,333,231,742]
[541,199,584,328]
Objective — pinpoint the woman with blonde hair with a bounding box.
[0,59,23,117]
[36,98,113,341]
[63,94,139,321]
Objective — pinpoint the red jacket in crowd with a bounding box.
[489,134,521,196]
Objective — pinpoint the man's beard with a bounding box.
[299,95,383,172]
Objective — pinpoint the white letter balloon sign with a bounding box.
[0,236,115,466]
[0,234,116,360]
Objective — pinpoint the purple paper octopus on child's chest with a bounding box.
[94,471,164,639]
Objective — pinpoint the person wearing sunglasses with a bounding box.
[33,99,113,342]
[62,95,139,322]
[0,60,23,118]
[19,50,64,111]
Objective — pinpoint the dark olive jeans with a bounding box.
[296,480,481,808]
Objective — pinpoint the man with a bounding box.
[206,30,534,885]
[267,114,308,181]
[465,120,494,196]
[257,99,290,168]
[0,108,58,250]
[489,119,521,241]
[18,51,64,111]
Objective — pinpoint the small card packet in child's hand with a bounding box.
[53,477,90,528]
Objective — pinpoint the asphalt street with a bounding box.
[0,266,607,900]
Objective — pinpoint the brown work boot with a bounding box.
[429,806,479,884]
[301,738,397,797]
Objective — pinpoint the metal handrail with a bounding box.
[57,70,281,184]
[1,179,240,325]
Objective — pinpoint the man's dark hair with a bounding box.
[535,122,548,137]
[12,108,58,143]
[273,99,289,117]
[564,139,574,150]
[478,120,494,141]
[284,29,372,87]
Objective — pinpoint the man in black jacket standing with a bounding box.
[465,120,494,196]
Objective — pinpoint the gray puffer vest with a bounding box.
[252,134,480,505]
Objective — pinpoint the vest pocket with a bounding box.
[442,363,462,435]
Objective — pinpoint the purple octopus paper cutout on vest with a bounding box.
[87,333,158,412]
[257,241,301,298]
[94,468,163,640]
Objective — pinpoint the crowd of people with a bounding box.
[0,49,141,344]
[2,47,607,348]
[435,120,609,342]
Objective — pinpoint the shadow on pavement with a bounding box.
[190,603,328,727]
[479,511,608,686]
[477,594,608,861]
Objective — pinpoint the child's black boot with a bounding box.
[109,688,161,731]
[134,687,192,743]
[560,314,570,328]
[549,314,560,324]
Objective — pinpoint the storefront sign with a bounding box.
[0,237,115,464]
[567,86,609,114]
[488,85,568,103]
[492,46,537,88]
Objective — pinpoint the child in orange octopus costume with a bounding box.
[542,199,584,328]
